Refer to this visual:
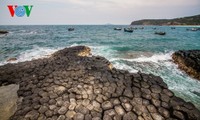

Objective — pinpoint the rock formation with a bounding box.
[0,30,8,34]
[172,50,200,81]
[0,46,200,120]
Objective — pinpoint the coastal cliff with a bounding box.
[131,14,200,25]
[172,50,200,81]
[0,46,200,120]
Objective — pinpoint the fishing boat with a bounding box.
[114,28,122,30]
[124,28,133,33]
[68,28,75,31]
[186,28,200,31]
[154,32,166,35]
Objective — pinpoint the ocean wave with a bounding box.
[112,61,138,73]
[108,51,200,109]
[0,46,61,66]
[131,52,173,63]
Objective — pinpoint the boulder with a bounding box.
[0,84,19,120]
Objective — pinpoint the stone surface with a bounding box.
[58,106,67,115]
[114,105,125,116]
[102,101,113,110]
[0,46,199,120]
[0,84,19,120]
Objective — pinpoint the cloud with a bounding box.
[0,0,200,25]
[40,0,200,7]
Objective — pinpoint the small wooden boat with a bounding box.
[124,28,133,33]
[114,28,122,30]
[155,32,166,35]
[68,28,74,31]
[0,30,8,34]
[186,28,200,31]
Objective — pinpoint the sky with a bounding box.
[0,0,200,25]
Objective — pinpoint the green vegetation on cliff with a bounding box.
[131,14,200,25]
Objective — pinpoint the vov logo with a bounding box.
[7,5,33,17]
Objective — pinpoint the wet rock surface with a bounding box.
[172,50,200,81]
[0,46,200,120]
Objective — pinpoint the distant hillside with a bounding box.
[131,14,200,25]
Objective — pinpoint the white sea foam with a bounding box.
[112,62,138,73]
[122,52,173,63]
[0,46,61,66]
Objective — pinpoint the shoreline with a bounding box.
[0,46,200,120]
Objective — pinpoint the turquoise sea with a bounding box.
[0,25,200,109]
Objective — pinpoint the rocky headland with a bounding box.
[131,14,200,25]
[0,46,200,120]
[172,50,200,81]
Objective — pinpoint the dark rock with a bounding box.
[123,112,137,120]
[39,105,48,113]
[0,30,8,34]
[142,92,152,100]
[25,110,39,120]
[82,99,90,106]
[75,105,89,114]
[160,94,170,103]
[45,110,53,117]
[151,93,160,99]
[151,99,161,107]
[102,101,113,110]
[74,113,84,120]
[91,110,102,118]
[132,87,142,97]
[172,50,200,80]
[111,98,120,106]
[104,109,116,117]
[57,115,65,120]
[151,113,164,120]
[142,113,153,120]
[7,57,17,62]
[39,97,49,104]
[58,106,67,115]
[103,115,112,120]
[85,114,92,120]
[123,88,133,98]
[114,105,125,116]
[150,85,162,93]
[142,99,150,106]
[133,104,148,115]
[173,110,185,120]
[162,89,174,97]
[161,102,170,109]
[122,102,132,112]
[158,107,170,118]
[147,105,157,113]
[141,82,150,88]
[66,110,76,119]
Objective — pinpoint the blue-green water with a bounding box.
[0,25,200,109]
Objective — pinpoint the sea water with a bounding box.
[0,25,200,109]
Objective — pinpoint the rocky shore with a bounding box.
[172,50,200,81]
[0,46,200,120]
